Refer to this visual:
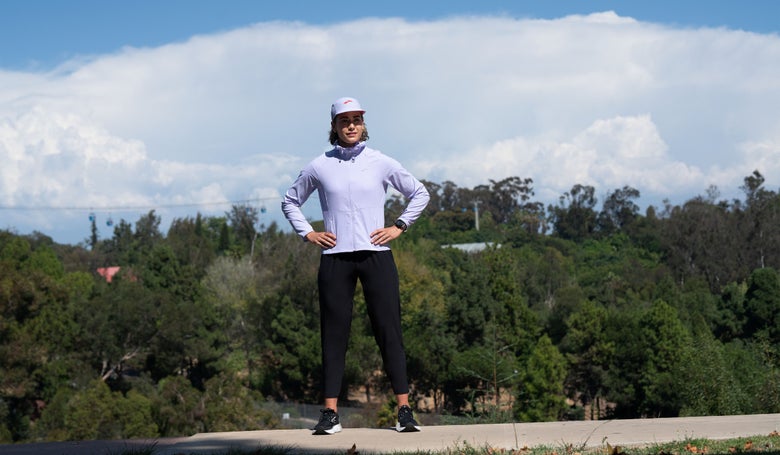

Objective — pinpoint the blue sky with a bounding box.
[3,1,778,70]
[2,1,780,244]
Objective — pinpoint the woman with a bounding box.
[282,97,429,434]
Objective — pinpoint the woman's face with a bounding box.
[332,112,365,146]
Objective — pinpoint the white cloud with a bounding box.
[736,139,780,182]
[2,13,780,242]
[417,115,705,202]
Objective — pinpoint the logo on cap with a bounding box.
[331,97,365,119]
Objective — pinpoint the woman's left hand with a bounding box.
[370,226,403,246]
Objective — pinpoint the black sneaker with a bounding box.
[396,405,421,432]
[312,408,342,435]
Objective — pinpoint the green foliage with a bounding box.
[262,295,320,402]
[202,256,259,378]
[4,172,780,442]
[23,246,64,279]
[638,300,691,417]
[38,380,158,441]
[443,248,495,348]
[33,386,74,441]
[715,281,748,341]
[344,308,385,403]
[482,246,539,354]
[514,242,575,317]
[561,300,613,419]
[744,267,780,343]
[167,214,217,278]
[450,328,519,414]
[0,232,32,262]
[516,335,567,421]
[404,301,455,411]
[549,184,598,241]
[0,399,11,442]
[201,373,277,432]
[676,335,762,416]
[398,246,454,411]
[153,375,204,436]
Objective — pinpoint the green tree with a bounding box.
[597,186,640,235]
[0,234,82,441]
[714,281,748,341]
[473,176,537,225]
[396,244,455,411]
[600,304,642,418]
[138,246,219,384]
[659,190,744,292]
[483,247,539,357]
[202,256,259,382]
[515,335,567,421]
[23,245,64,279]
[443,248,515,350]
[549,184,598,242]
[134,210,163,260]
[153,375,204,436]
[53,380,157,440]
[404,302,455,412]
[262,296,320,402]
[638,300,692,417]
[227,204,259,254]
[515,242,576,316]
[744,267,780,343]
[0,399,11,442]
[201,373,276,432]
[101,218,135,265]
[77,279,158,382]
[88,216,99,251]
[449,331,518,419]
[677,332,755,416]
[344,301,385,403]
[561,300,614,419]
[250,229,320,400]
[740,170,780,271]
[167,214,217,278]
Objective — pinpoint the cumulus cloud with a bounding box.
[2,13,780,242]
[0,107,283,240]
[418,115,705,201]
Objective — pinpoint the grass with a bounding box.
[108,433,780,455]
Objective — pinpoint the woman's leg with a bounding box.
[359,251,409,395]
[318,253,357,402]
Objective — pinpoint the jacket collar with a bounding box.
[331,141,366,160]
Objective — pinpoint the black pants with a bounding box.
[318,250,409,398]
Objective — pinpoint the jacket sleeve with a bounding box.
[281,170,317,239]
[387,165,430,228]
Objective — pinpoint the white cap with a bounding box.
[330,97,365,120]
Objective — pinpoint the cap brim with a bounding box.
[332,109,365,119]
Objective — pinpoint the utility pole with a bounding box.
[250,205,268,258]
[474,200,481,231]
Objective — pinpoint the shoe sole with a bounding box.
[312,423,342,435]
[396,423,421,432]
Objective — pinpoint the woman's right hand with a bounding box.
[305,231,337,249]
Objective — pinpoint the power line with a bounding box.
[0,197,279,212]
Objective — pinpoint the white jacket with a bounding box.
[282,142,430,254]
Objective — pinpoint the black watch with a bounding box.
[394,219,408,232]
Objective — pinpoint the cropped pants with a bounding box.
[318,250,409,398]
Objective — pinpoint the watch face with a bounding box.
[395,220,407,231]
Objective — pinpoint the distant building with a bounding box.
[441,242,500,253]
[96,266,136,283]
[97,266,121,283]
